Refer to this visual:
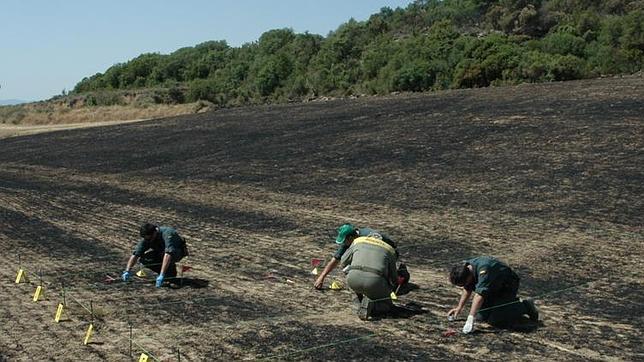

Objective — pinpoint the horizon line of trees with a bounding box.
[72,0,644,107]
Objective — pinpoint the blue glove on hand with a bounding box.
[122,270,132,282]
[155,274,165,288]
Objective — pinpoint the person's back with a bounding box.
[345,236,397,283]
[341,236,398,320]
[468,256,509,275]
[466,256,517,298]
[157,226,187,260]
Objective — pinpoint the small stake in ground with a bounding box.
[138,353,149,362]
[15,268,26,284]
[33,269,44,302]
[83,324,94,345]
[33,286,43,302]
[54,303,64,323]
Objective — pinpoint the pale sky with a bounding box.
[0,0,413,102]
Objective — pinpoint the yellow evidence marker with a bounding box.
[15,268,26,284]
[329,281,343,290]
[390,291,398,300]
[136,269,147,277]
[83,323,94,345]
[54,303,65,323]
[138,353,149,362]
[32,286,43,302]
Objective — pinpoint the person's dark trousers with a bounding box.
[476,273,527,327]
[140,250,177,278]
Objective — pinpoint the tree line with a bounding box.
[72,0,644,107]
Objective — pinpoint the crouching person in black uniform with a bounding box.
[122,223,188,288]
[447,256,538,334]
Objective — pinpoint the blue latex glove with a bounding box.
[122,270,132,282]
[155,273,165,288]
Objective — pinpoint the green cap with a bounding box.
[335,223,356,244]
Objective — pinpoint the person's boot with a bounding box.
[352,294,363,313]
[523,298,539,322]
[358,297,373,321]
[371,300,393,318]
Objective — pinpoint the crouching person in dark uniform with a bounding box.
[340,232,399,320]
[122,223,189,288]
[447,256,538,334]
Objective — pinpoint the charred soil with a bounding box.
[0,77,642,361]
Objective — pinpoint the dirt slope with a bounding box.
[0,77,642,361]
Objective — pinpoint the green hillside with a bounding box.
[72,0,643,107]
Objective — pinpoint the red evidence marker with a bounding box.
[442,328,457,337]
[311,258,323,267]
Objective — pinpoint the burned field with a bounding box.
[0,77,642,361]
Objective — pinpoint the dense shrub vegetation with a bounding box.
[72,0,644,106]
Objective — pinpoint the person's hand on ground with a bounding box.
[313,275,325,290]
[122,270,132,282]
[447,307,461,321]
[155,273,165,288]
[462,315,475,334]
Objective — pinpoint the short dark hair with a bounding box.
[449,262,470,286]
[140,223,157,237]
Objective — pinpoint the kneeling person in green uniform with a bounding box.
[122,223,189,288]
[447,256,538,334]
[314,223,399,290]
[340,230,399,320]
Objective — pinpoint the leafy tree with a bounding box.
[255,54,292,96]
[392,60,436,91]
[70,0,644,106]
[542,31,587,56]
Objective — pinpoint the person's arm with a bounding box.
[122,254,141,281]
[461,292,484,334]
[125,254,140,271]
[314,258,339,289]
[340,245,355,268]
[468,292,484,316]
[160,253,172,275]
[155,252,174,287]
[163,229,181,256]
[127,239,148,271]
[314,242,349,290]
[448,288,472,318]
[159,228,180,277]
